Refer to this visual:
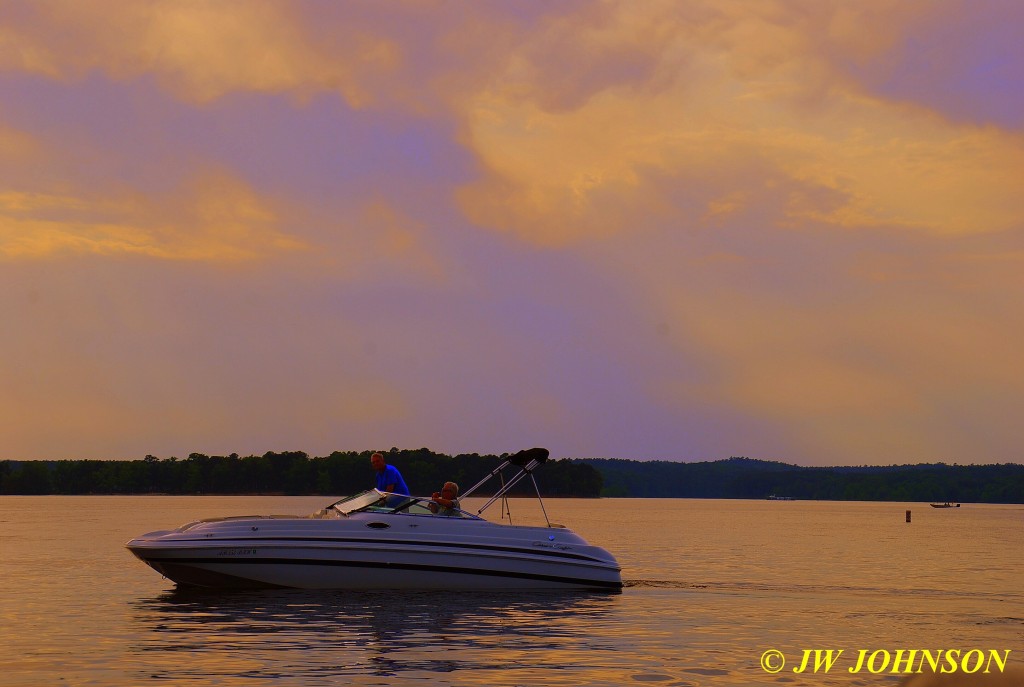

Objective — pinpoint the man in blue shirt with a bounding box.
[370,452,410,495]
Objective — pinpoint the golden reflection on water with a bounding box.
[0,496,1021,686]
[130,588,625,685]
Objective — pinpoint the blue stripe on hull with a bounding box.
[144,556,622,590]
[157,536,608,563]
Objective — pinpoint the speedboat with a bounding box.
[127,448,622,591]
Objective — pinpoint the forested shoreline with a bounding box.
[2,451,1022,503]
[580,457,1024,503]
[0,449,602,497]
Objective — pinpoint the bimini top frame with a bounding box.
[460,447,553,527]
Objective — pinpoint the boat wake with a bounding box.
[624,580,707,589]
[624,579,1020,601]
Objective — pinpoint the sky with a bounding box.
[2,1,1023,466]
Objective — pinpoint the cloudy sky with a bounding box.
[2,1,1022,465]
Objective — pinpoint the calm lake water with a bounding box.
[0,496,1021,686]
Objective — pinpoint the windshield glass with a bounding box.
[328,490,480,519]
[388,497,479,519]
[329,490,387,515]
[390,498,475,518]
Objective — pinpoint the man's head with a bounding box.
[370,452,385,473]
[441,482,459,498]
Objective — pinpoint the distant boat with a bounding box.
[767,495,796,501]
[930,502,960,508]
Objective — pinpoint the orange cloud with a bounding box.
[456,1,1024,244]
[1,170,305,261]
[0,1,397,105]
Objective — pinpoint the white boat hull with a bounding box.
[128,512,622,591]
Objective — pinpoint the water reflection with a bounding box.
[6,497,1017,687]
[129,588,619,684]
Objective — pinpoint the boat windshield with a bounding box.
[329,490,389,515]
[327,490,480,519]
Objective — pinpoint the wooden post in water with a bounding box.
[906,510,911,523]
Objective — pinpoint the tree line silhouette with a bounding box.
[581,457,1024,503]
[0,448,603,497]
[2,452,1021,503]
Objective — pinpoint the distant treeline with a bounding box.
[580,457,1024,503]
[0,448,603,497]
[3,452,1022,503]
